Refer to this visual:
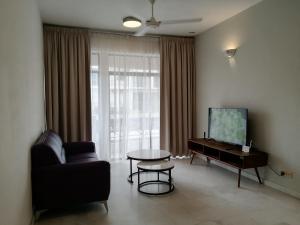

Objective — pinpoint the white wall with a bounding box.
[0,0,45,224]
[195,0,300,197]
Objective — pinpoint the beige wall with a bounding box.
[195,0,300,197]
[0,0,45,224]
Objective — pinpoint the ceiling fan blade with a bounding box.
[161,18,202,25]
[133,26,150,36]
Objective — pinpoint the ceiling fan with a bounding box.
[133,0,202,36]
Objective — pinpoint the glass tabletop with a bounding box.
[127,150,171,161]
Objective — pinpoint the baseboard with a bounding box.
[263,180,300,199]
[195,156,300,199]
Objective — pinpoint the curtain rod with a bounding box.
[89,28,160,39]
[43,23,194,39]
[44,23,160,38]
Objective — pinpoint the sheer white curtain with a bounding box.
[90,33,160,160]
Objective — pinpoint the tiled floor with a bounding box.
[36,158,300,225]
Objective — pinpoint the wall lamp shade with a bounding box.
[123,16,142,28]
[225,48,237,58]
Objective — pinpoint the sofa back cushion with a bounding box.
[31,130,66,168]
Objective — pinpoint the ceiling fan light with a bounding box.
[123,16,142,28]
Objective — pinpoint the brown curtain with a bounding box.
[160,36,195,156]
[43,25,91,142]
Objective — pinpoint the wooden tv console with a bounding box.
[188,138,268,187]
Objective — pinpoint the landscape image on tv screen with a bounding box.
[209,108,247,145]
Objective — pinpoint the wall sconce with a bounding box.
[225,48,237,58]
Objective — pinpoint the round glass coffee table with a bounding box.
[137,160,175,195]
[127,150,171,183]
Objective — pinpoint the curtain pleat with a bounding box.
[160,36,195,156]
[43,25,91,142]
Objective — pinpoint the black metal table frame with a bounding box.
[137,166,174,195]
[127,154,171,183]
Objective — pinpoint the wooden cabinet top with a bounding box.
[188,138,268,157]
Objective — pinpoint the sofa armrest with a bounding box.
[63,141,95,155]
[32,160,110,209]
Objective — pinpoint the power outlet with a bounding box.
[280,171,294,178]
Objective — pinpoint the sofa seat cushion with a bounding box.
[67,152,98,163]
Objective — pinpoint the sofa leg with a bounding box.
[34,210,41,222]
[34,209,47,222]
[104,201,108,212]
[102,201,108,213]
[33,209,48,223]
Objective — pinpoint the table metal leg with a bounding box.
[129,159,133,183]
[169,169,172,191]
[138,168,140,191]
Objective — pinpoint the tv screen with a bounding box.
[208,108,248,146]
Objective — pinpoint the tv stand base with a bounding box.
[188,138,268,188]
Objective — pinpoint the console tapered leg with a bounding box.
[207,157,211,165]
[255,167,262,184]
[190,152,195,164]
[238,169,241,188]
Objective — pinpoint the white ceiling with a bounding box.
[38,0,263,36]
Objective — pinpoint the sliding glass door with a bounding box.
[91,52,160,160]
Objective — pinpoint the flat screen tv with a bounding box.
[208,108,248,146]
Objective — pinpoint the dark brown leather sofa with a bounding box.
[31,130,110,215]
